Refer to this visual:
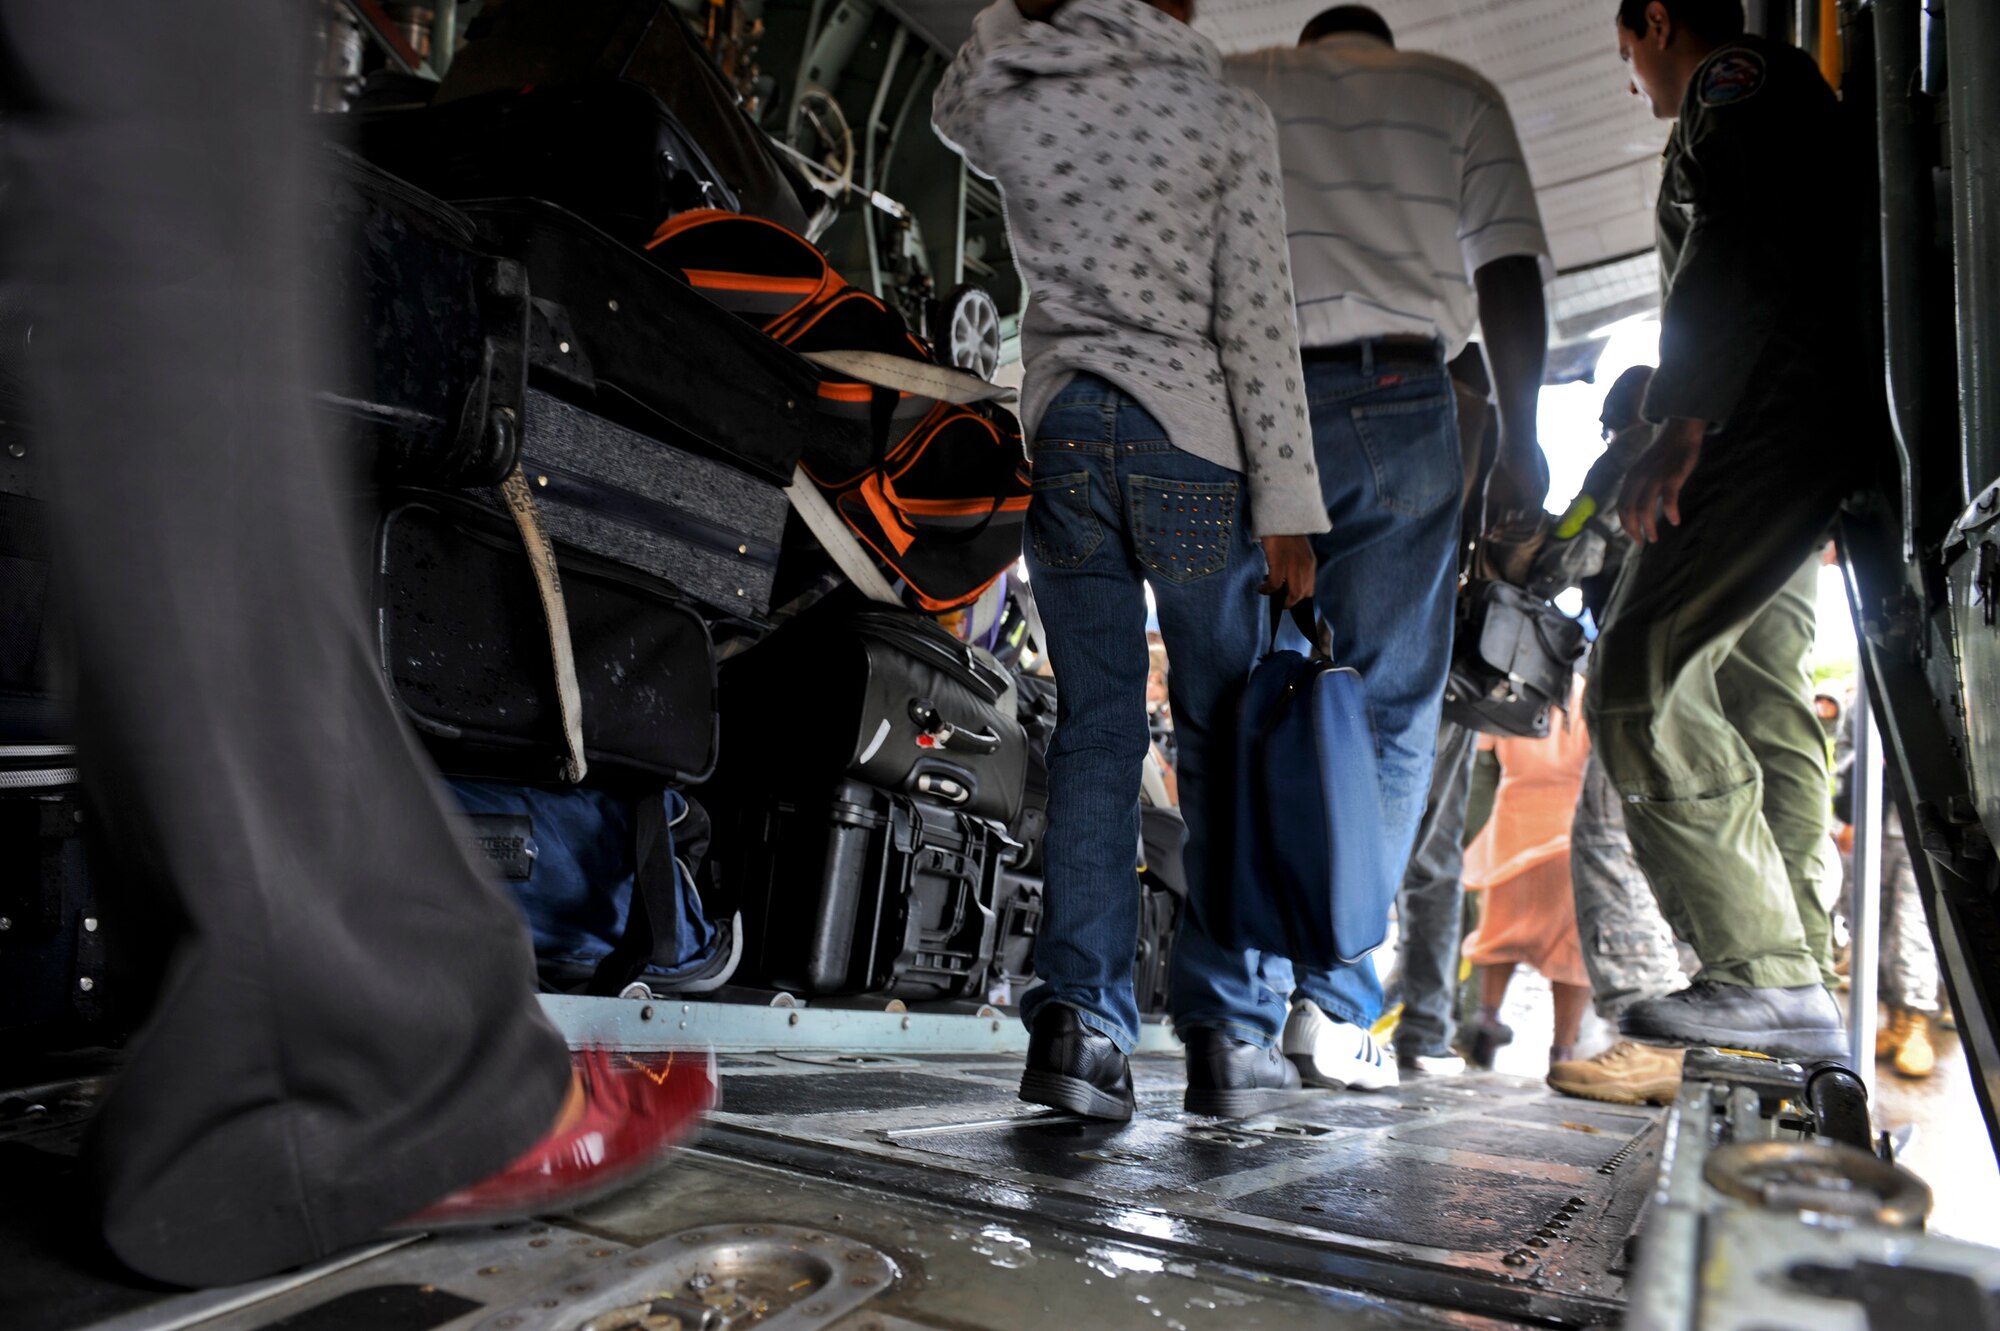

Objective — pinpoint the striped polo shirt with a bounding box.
[1225,33,1551,356]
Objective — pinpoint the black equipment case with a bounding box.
[1010,673,1056,873]
[987,868,1042,1006]
[1135,803,1189,1017]
[374,495,718,786]
[0,753,109,1045]
[981,805,1186,1017]
[707,599,1031,1000]
[721,778,1006,1001]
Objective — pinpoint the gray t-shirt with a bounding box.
[933,0,1328,538]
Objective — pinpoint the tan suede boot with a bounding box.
[1876,1007,1909,1061]
[1893,1013,1936,1080]
[1546,1041,1683,1106]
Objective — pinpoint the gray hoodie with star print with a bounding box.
[933,0,1327,538]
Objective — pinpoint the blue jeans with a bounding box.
[1170,348,1462,1041]
[1019,375,1266,1052]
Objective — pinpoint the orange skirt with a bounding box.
[1463,857,1589,989]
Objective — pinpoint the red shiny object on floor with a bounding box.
[400,1046,717,1228]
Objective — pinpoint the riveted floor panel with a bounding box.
[700,1054,1665,1326]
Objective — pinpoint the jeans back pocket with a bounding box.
[1352,393,1460,517]
[1128,474,1238,584]
[1028,468,1104,570]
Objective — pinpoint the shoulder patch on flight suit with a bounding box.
[1698,49,1766,107]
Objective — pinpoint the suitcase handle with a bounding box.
[915,772,972,805]
[908,699,1002,755]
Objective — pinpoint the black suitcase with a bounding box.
[718,778,1003,1001]
[717,597,1029,825]
[313,150,527,489]
[499,388,787,622]
[427,0,814,233]
[14,153,528,492]
[374,495,718,785]
[0,753,110,1044]
[355,81,739,248]
[462,199,818,487]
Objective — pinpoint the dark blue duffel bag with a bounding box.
[448,780,739,994]
[1225,602,1394,969]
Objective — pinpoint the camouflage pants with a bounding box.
[1572,752,1689,1019]
[1879,814,1940,1013]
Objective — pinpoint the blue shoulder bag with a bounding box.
[1226,600,1393,969]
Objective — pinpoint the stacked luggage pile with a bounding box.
[0,0,1186,1040]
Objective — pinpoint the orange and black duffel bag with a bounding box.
[647,210,1028,613]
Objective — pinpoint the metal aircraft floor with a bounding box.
[689,1052,1663,1327]
[2,1051,1666,1331]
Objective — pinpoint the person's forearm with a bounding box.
[1472,254,1547,463]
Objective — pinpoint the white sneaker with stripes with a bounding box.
[1281,1000,1399,1091]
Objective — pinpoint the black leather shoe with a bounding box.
[1618,979,1848,1060]
[1183,1026,1306,1118]
[1020,1006,1135,1121]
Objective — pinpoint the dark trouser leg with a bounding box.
[1388,720,1479,1055]
[1020,399,1155,1053]
[1586,432,1848,990]
[1,0,568,1285]
[1025,379,1270,1050]
[1281,353,1462,1026]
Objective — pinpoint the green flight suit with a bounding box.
[1586,35,1862,990]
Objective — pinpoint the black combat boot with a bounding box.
[1618,979,1848,1061]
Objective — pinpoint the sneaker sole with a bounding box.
[1020,1069,1134,1122]
[1289,1053,1395,1093]
[1183,1083,1310,1118]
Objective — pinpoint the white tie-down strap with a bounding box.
[783,465,901,605]
[497,463,588,784]
[800,350,1017,405]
